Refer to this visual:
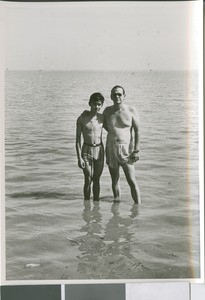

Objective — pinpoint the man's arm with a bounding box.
[75,117,85,169]
[102,108,108,131]
[131,107,140,152]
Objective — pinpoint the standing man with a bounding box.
[103,86,141,203]
[76,92,105,201]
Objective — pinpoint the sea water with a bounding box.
[5,70,200,280]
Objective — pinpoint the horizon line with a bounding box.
[5,69,198,72]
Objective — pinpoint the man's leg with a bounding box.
[83,162,92,200]
[122,164,141,204]
[93,160,104,201]
[108,166,121,199]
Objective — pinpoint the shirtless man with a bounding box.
[103,86,141,203]
[76,93,104,201]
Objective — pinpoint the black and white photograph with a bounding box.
[1,0,203,283]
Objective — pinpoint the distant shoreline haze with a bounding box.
[5,69,198,72]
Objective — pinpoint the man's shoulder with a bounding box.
[77,110,89,122]
[126,105,138,113]
[127,105,140,124]
[79,110,90,118]
[81,110,90,116]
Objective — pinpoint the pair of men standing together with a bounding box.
[76,85,141,204]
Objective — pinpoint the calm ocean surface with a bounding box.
[5,70,200,280]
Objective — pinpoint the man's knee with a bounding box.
[85,176,92,185]
[125,172,137,187]
[93,177,100,185]
[109,167,120,179]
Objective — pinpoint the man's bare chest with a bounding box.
[83,118,103,132]
[107,110,132,128]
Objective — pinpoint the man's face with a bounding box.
[111,87,125,105]
[90,100,103,113]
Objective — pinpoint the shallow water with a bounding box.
[5,70,200,280]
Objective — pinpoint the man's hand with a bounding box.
[78,158,85,169]
[130,151,139,163]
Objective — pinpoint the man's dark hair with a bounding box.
[111,85,126,95]
[89,92,104,106]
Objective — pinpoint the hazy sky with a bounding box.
[3,1,202,71]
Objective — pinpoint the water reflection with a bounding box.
[76,201,139,279]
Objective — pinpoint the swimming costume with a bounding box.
[82,143,104,165]
[106,141,134,169]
